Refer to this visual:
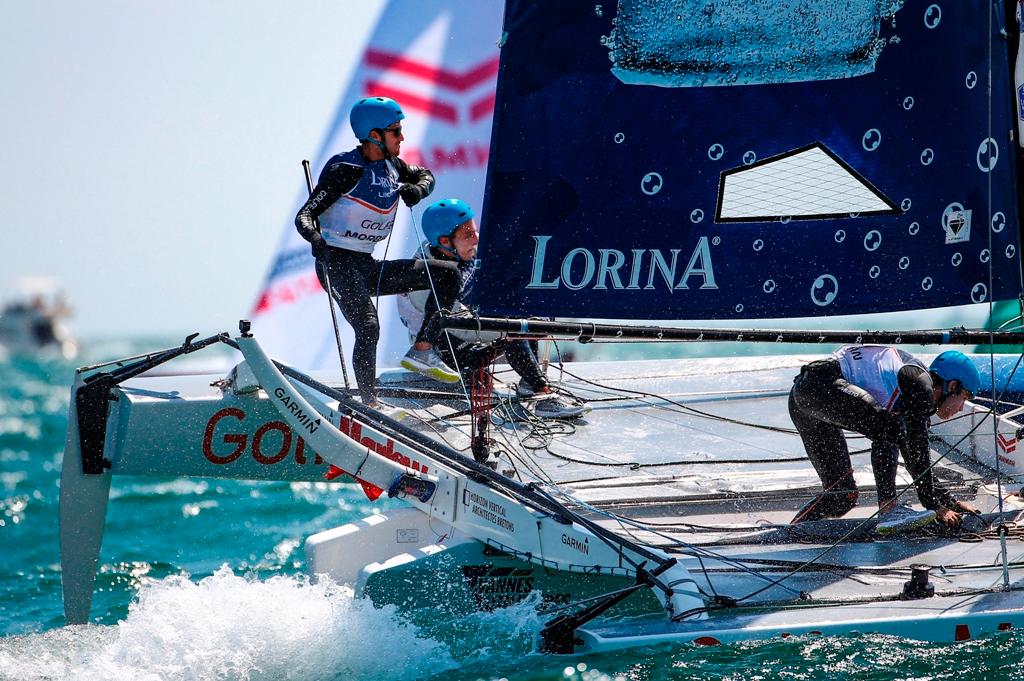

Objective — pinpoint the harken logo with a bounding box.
[362,48,498,125]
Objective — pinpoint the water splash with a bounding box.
[0,567,455,681]
[605,0,906,87]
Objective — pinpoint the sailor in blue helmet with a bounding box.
[295,96,461,408]
[788,346,979,534]
[397,199,586,432]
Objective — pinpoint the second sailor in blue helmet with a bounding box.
[397,199,586,452]
[294,96,462,408]
[788,345,979,534]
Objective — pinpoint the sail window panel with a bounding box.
[717,143,898,222]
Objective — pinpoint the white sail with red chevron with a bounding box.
[251,0,502,371]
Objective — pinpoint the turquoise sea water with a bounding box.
[1,338,1022,681]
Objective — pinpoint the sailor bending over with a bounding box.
[397,198,585,420]
[789,346,979,534]
[295,96,461,407]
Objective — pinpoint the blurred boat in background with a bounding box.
[0,276,78,360]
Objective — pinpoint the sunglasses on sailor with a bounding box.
[384,125,403,136]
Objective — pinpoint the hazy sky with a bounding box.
[1,1,385,337]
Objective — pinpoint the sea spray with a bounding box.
[1,567,455,681]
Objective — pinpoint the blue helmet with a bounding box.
[349,97,404,142]
[930,350,981,395]
[421,199,476,248]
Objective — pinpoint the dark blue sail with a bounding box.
[468,0,1023,320]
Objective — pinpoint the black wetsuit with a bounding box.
[788,351,957,522]
[295,149,459,403]
[399,248,549,391]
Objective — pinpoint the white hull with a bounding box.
[59,336,1024,652]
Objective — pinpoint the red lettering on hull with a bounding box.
[336,416,429,476]
[202,407,322,467]
[324,416,432,501]
[200,408,425,503]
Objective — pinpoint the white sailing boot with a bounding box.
[365,401,409,422]
[400,347,461,383]
[517,382,589,419]
[534,397,587,420]
[875,504,937,536]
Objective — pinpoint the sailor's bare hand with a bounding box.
[935,507,962,527]
[953,500,978,515]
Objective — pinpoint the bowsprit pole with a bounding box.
[303,159,350,390]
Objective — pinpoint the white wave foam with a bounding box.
[0,567,455,680]
[109,479,211,499]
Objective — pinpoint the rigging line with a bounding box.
[625,391,798,439]
[401,397,478,452]
[551,361,807,383]
[730,398,1011,605]
[997,314,1024,330]
[538,426,873,468]
[488,390,590,480]
[526,486,688,599]
[536,583,650,617]
[490,404,559,485]
[583,389,798,445]
[689,583,1023,622]
[550,388,800,404]
[573,493,802,593]
[539,482,802,597]
[538,448,814,468]
[557,366,802,435]
[718,347,1024,602]
[475,368,566,483]
[984,0,1010,592]
[408,207,473,408]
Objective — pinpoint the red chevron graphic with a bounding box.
[469,93,496,122]
[998,433,1017,453]
[364,48,499,92]
[364,81,459,123]
[362,49,498,126]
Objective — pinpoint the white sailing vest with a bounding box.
[318,150,400,253]
[396,251,492,343]
[833,345,926,410]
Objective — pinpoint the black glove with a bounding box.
[398,183,423,207]
[310,234,329,260]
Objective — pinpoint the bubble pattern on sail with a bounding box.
[469,0,1023,319]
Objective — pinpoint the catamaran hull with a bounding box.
[306,506,661,616]
[579,589,1024,651]
[59,338,1024,656]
